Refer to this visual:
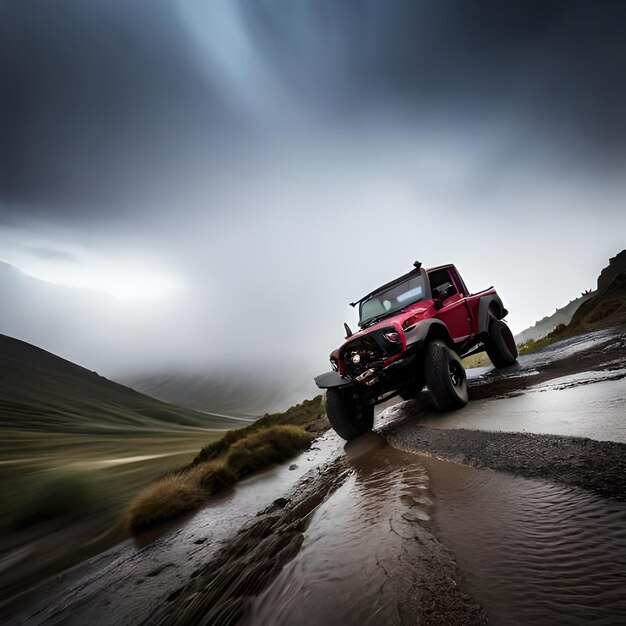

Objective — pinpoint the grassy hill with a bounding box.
[0,334,246,434]
[0,334,256,598]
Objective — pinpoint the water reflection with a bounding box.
[421,456,626,625]
[248,435,626,625]
[247,434,438,625]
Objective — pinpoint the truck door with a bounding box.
[428,267,472,340]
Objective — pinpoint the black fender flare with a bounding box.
[314,371,354,389]
[404,318,453,348]
[477,294,506,335]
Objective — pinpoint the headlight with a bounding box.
[383,331,400,343]
[330,358,338,372]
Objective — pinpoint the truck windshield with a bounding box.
[359,274,426,327]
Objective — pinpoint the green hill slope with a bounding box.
[0,334,246,433]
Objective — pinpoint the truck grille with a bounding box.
[341,328,402,377]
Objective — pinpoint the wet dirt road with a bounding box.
[5,328,626,625]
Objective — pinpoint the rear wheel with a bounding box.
[425,340,468,411]
[325,387,374,441]
[485,319,518,368]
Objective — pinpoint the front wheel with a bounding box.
[325,387,374,441]
[424,340,468,411]
[485,319,518,368]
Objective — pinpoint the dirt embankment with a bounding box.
[389,428,626,502]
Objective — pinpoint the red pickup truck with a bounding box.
[314,261,517,440]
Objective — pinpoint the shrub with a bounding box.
[126,476,204,532]
[126,412,315,534]
[192,429,246,465]
[191,461,237,493]
[225,425,312,478]
[191,396,324,467]
[11,470,107,530]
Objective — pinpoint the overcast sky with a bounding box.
[1,0,625,382]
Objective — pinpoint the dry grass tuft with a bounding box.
[126,425,312,533]
[226,425,312,477]
[126,475,204,532]
[192,396,325,466]
[190,461,238,492]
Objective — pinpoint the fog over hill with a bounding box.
[124,369,318,417]
[0,333,244,433]
[0,262,318,414]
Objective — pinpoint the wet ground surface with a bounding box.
[5,328,626,625]
[422,371,626,443]
[2,434,343,624]
[419,456,626,625]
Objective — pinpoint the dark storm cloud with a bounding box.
[2,0,626,389]
[242,0,626,161]
[1,0,626,224]
[0,0,237,216]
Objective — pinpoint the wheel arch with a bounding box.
[406,318,455,349]
[477,294,506,335]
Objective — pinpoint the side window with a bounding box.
[428,269,458,296]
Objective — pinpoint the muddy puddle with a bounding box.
[245,435,442,625]
[422,455,626,625]
[243,435,626,625]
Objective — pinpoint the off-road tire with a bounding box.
[325,387,374,441]
[424,340,468,411]
[485,319,518,368]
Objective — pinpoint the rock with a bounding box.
[289,464,298,470]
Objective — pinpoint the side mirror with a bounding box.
[433,282,454,310]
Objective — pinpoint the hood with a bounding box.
[346,300,435,342]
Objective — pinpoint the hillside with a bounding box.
[519,251,626,348]
[124,368,319,417]
[516,250,626,345]
[514,291,595,345]
[559,270,626,335]
[0,334,246,433]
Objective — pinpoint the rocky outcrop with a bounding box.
[597,250,626,292]
[565,269,626,334]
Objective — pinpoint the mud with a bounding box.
[386,327,626,502]
[5,328,626,625]
[468,327,626,400]
[418,456,626,624]
[389,427,626,502]
[154,435,486,626]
